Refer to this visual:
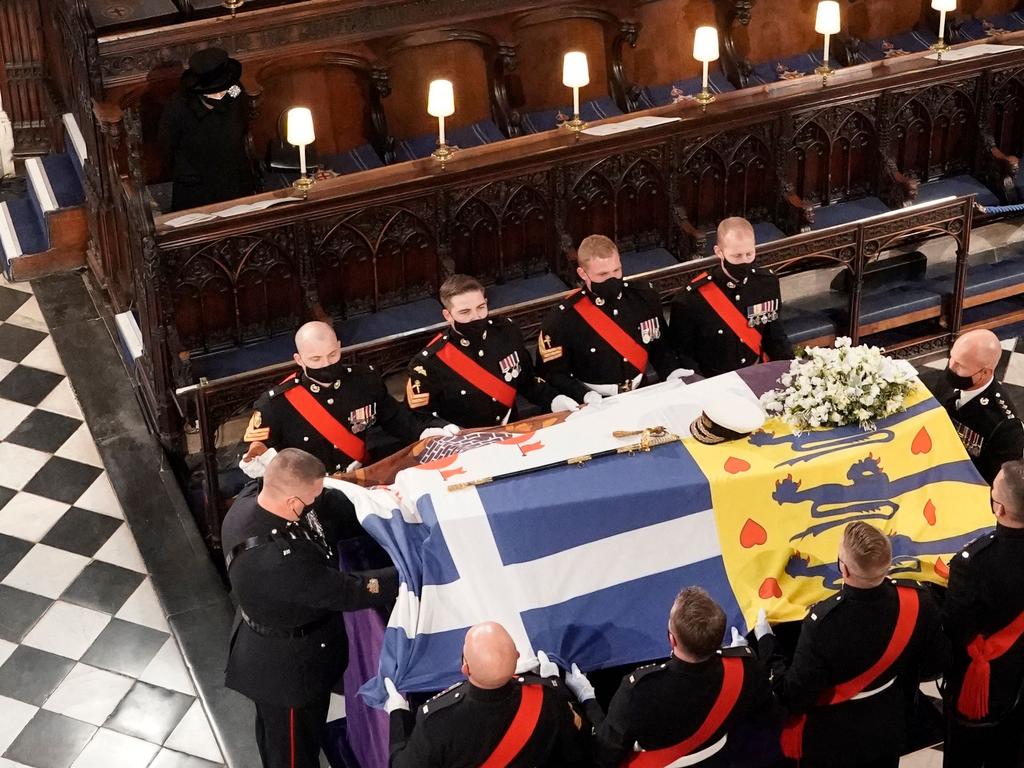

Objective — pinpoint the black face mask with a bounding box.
[590,276,623,301]
[307,360,345,384]
[454,317,488,342]
[945,366,976,391]
[724,261,754,280]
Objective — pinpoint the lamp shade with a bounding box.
[815,1,841,35]
[427,79,455,118]
[931,0,956,11]
[286,107,315,146]
[562,52,590,88]
[693,27,720,63]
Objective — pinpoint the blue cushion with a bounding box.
[487,273,569,309]
[4,197,47,255]
[812,197,891,229]
[397,120,506,161]
[640,73,735,109]
[780,304,836,343]
[917,174,1000,207]
[705,221,786,253]
[621,247,678,275]
[41,153,85,208]
[189,335,299,381]
[860,30,938,62]
[750,52,841,85]
[927,255,1024,300]
[958,12,1024,40]
[520,97,623,135]
[323,144,385,175]
[340,298,444,345]
[831,283,942,326]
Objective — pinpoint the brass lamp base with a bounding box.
[432,143,456,166]
[222,0,243,15]
[815,64,835,85]
[930,41,950,59]
[694,89,715,111]
[292,175,314,199]
[563,116,587,137]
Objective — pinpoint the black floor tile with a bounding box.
[4,409,81,453]
[30,272,99,330]
[0,365,62,406]
[0,323,44,363]
[0,533,33,581]
[40,507,121,558]
[0,645,75,706]
[23,456,102,505]
[81,618,168,677]
[0,484,16,510]
[61,560,145,615]
[0,286,30,321]
[150,749,224,768]
[105,680,194,744]
[3,709,96,768]
[0,584,52,642]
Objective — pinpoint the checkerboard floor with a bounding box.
[0,276,225,768]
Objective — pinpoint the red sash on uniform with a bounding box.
[435,342,518,408]
[623,656,745,768]
[572,294,649,374]
[957,609,1024,720]
[479,684,544,768]
[695,276,765,360]
[780,586,920,760]
[283,385,367,462]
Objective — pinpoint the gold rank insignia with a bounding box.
[406,378,430,409]
[538,333,563,362]
[243,411,270,442]
[414,365,427,377]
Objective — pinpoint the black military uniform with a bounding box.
[583,647,773,768]
[222,483,398,768]
[389,674,590,767]
[943,381,1024,485]
[537,282,678,402]
[760,579,949,768]
[244,366,436,473]
[668,265,793,378]
[406,317,562,428]
[943,525,1024,767]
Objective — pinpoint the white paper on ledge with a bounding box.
[925,43,1024,62]
[163,195,305,227]
[582,116,682,137]
[163,212,218,228]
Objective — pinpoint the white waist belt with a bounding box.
[582,373,643,397]
[632,733,728,768]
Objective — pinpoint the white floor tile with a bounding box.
[164,699,223,763]
[139,637,194,695]
[74,472,122,519]
[0,359,16,383]
[0,275,32,294]
[4,296,47,333]
[1,544,90,599]
[22,601,111,660]
[1003,350,1024,388]
[117,579,169,632]
[36,378,83,419]
[70,727,160,768]
[43,663,134,725]
[0,695,38,754]
[0,442,49,490]
[55,423,103,468]
[93,525,145,573]
[0,639,16,668]
[19,335,63,374]
[0,491,69,542]
[0,758,34,767]
[0,395,31,441]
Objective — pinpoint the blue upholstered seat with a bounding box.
[749,52,840,86]
[812,197,891,229]
[859,30,938,62]
[339,298,445,345]
[396,120,507,162]
[639,73,735,109]
[323,144,385,175]
[916,174,1000,207]
[780,304,836,344]
[519,97,623,135]
[41,154,86,208]
[957,13,1024,40]
[830,283,943,328]
[487,273,570,309]
[621,248,678,275]
[927,252,1024,301]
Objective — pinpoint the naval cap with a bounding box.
[690,394,766,444]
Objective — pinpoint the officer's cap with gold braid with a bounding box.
[690,395,766,444]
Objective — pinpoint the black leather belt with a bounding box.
[239,609,333,639]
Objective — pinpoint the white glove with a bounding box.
[729,627,749,648]
[666,368,694,382]
[754,608,773,640]
[442,423,461,436]
[345,460,362,473]
[565,663,596,702]
[536,650,559,678]
[238,446,278,479]
[583,391,603,406]
[550,395,579,413]
[419,427,447,440]
[383,677,409,713]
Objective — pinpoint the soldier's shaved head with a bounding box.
[949,329,1001,391]
[461,622,520,689]
[994,461,1024,526]
[717,217,755,244]
[258,448,325,520]
[715,217,757,267]
[293,321,342,373]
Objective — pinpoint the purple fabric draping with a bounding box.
[341,608,388,768]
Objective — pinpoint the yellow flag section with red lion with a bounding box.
[686,383,993,626]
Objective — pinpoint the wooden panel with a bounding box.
[787,102,879,206]
[845,0,926,41]
[625,0,714,88]
[0,0,51,153]
[735,0,820,65]
[512,15,611,111]
[963,0,1021,17]
[989,67,1024,158]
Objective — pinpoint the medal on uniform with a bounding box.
[499,351,521,382]
[639,317,660,344]
[348,402,377,433]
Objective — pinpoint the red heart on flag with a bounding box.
[934,558,949,579]
[911,427,932,455]
[740,519,768,548]
[759,578,783,599]
[724,457,751,474]
[923,499,937,526]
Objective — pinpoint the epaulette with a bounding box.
[719,646,754,658]
[685,272,711,292]
[265,375,301,400]
[515,673,561,691]
[956,529,997,564]
[625,660,669,686]
[420,333,449,358]
[888,578,928,591]
[807,591,844,623]
[420,681,468,716]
